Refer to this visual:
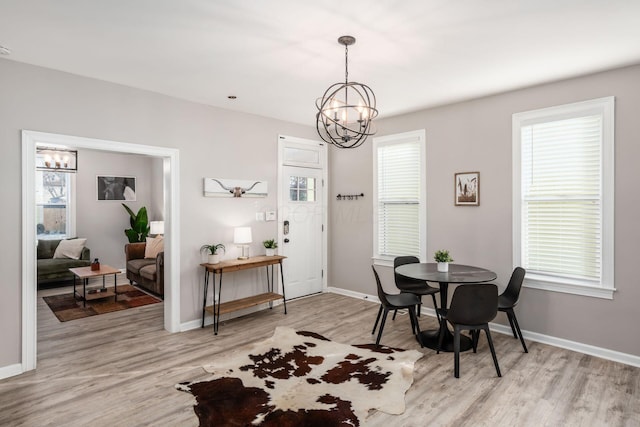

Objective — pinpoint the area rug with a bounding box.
[43,284,162,322]
[177,326,423,426]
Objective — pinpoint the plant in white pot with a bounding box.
[434,249,454,272]
[200,243,225,264]
[263,239,278,256]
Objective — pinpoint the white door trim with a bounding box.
[21,130,181,373]
[277,135,328,295]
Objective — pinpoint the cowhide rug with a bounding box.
[177,326,423,426]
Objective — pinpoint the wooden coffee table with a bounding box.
[69,265,120,307]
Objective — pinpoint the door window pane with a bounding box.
[289,176,316,202]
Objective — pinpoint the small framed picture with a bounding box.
[97,176,137,201]
[455,172,479,206]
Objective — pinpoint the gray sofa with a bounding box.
[37,239,91,285]
[125,242,164,297]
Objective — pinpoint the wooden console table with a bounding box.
[200,255,287,334]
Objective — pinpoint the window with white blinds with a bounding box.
[373,130,426,265]
[513,97,615,299]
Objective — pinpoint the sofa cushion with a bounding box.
[38,258,92,277]
[53,238,87,260]
[144,236,164,259]
[37,239,61,259]
[127,258,155,275]
[139,264,157,281]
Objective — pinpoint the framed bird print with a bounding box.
[203,178,268,198]
[454,172,479,206]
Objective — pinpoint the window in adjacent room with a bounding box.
[36,167,76,240]
[373,129,426,266]
[512,97,614,299]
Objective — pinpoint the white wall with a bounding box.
[75,149,156,268]
[329,64,640,358]
[0,58,316,369]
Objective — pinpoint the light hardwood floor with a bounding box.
[1,287,639,426]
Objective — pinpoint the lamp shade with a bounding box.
[150,221,165,235]
[234,227,252,244]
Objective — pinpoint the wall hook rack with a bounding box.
[336,193,364,201]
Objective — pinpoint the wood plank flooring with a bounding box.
[1,289,639,426]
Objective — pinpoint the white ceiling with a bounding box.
[2,0,640,126]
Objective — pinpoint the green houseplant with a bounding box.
[263,239,278,256]
[123,204,150,243]
[434,249,454,272]
[200,243,225,264]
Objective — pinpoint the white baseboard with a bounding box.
[327,286,640,368]
[0,363,23,380]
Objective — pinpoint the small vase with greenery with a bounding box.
[201,243,226,264]
[123,204,150,243]
[263,239,278,256]
[434,249,454,272]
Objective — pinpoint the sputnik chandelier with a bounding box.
[316,35,378,149]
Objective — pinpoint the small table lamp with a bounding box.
[234,226,252,260]
[150,221,165,236]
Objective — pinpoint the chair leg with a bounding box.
[375,309,389,346]
[509,309,528,353]
[431,294,441,323]
[505,310,518,338]
[484,326,501,377]
[454,325,461,378]
[392,309,398,320]
[471,329,479,353]
[372,305,383,335]
[408,306,423,347]
[417,296,422,317]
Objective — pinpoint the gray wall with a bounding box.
[0,58,315,368]
[329,64,640,357]
[76,149,157,268]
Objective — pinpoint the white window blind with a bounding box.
[513,96,614,299]
[521,115,602,282]
[373,130,426,265]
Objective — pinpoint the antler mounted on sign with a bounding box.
[204,178,268,198]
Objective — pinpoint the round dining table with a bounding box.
[395,263,497,352]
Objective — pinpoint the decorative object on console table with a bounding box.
[434,249,454,272]
[90,258,100,271]
[263,239,278,256]
[234,227,252,260]
[200,243,225,264]
[122,203,150,243]
[455,171,480,206]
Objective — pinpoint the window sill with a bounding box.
[372,256,394,268]
[524,274,615,300]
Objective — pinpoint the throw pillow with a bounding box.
[145,235,164,259]
[53,238,87,260]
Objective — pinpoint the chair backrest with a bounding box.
[372,266,391,307]
[394,256,425,290]
[447,284,498,325]
[501,267,526,306]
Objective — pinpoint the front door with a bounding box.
[278,136,326,300]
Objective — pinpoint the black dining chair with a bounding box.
[437,284,501,378]
[392,256,441,322]
[371,266,423,347]
[498,267,528,353]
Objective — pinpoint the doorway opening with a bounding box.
[21,130,180,373]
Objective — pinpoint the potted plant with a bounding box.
[263,239,278,256]
[434,249,454,272]
[200,243,226,264]
[123,203,150,243]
